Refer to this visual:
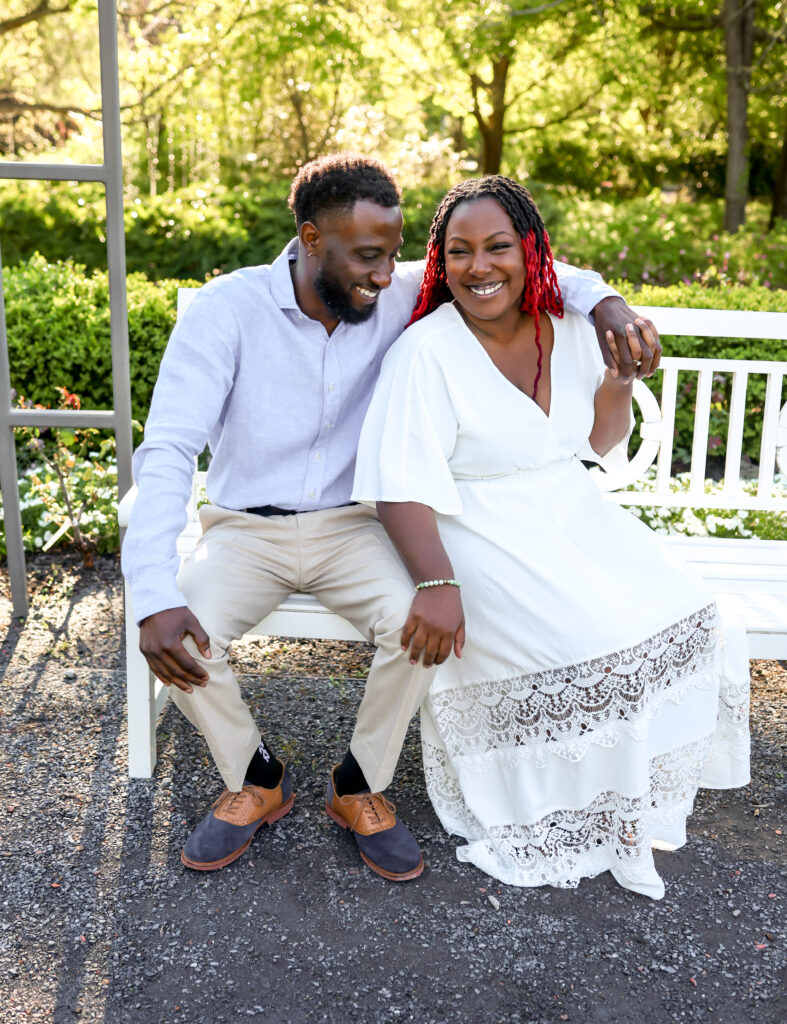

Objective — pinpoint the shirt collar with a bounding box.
[270,238,302,311]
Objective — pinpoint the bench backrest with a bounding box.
[596,306,787,512]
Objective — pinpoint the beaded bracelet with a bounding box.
[415,578,462,591]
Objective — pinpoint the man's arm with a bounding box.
[553,261,662,380]
[122,284,239,690]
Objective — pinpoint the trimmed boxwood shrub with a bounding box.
[3,255,198,421]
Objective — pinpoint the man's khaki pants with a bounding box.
[169,503,433,793]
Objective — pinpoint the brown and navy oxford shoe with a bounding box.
[325,765,424,881]
[181,764,294,871]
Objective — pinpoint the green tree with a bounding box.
[0,0,99,158]
[640,2,787,231]
[388,0,615,177]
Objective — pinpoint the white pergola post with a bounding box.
[0,0,132,618]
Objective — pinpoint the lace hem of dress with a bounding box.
[423,734,713,891]
[711,677,751,765]
[425,603,729,769]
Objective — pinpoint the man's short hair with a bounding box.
[288,153,401,228]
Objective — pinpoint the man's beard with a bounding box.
[313,258,378,325]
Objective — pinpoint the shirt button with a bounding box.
[325,422,333,430]
[309,490,316,498]
[314,453,322,461]
[328,383,335,392]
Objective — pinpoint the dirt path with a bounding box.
[1,553,785,1023]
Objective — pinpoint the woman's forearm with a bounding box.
[588,372,634,457]
[376,500,465,666]
[376,501,455,584]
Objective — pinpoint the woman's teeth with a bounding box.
[469,282,503,296]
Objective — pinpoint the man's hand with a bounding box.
[139,607,212,693]
[593,296,661,381]
[401,587,465,668]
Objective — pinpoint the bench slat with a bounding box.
[758,370,785,498]
[248,604,367,642]
[664,536,787,559]
[723,370,748,496]
[655,365,678,490]
[633,307,787,340]
[689,368,713,493]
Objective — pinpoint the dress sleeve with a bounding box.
[352,334,463,515]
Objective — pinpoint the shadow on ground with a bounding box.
[0,553,785,1023]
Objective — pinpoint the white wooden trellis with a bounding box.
[0,0,132,618]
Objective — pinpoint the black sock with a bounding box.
[334,749,370,797]
[244,738,282,788]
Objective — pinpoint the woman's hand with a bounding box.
[401,586,465,667]
[604,319,661,383]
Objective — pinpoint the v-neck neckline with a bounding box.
[449,302,557,421]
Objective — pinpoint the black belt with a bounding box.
[245,502,358,517]
[246,504,297,517]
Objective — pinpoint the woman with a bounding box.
[352,176,749,898]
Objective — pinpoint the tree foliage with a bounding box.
[0,0,786,228]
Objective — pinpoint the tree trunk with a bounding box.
[768,109,787,230]
[470,55,511,176]
[723,0,755,233]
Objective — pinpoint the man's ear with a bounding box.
[299,221,321,258]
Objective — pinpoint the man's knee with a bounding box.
[373,583,416,642]
[176,551,243,648]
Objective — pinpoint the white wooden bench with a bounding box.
[119,302,787,777]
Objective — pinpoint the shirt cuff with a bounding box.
[130,574,188,626]
[585,287,623,324]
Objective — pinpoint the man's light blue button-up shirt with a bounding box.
[122,240,618,622]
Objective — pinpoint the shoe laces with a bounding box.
[344,791,396,833]
[212,787,260,823]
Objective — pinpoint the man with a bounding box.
[122,153,660,881]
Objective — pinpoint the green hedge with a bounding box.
[551,195,787,290]
[4,255,198,421]
[4,181,785,288]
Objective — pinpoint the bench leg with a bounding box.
[124,582,168,777]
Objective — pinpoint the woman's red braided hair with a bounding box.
[407,176,564,400]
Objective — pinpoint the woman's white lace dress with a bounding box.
[353,302,750,899]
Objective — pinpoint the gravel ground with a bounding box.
[1,552,785,1024]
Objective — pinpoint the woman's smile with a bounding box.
[468,281,504,297]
